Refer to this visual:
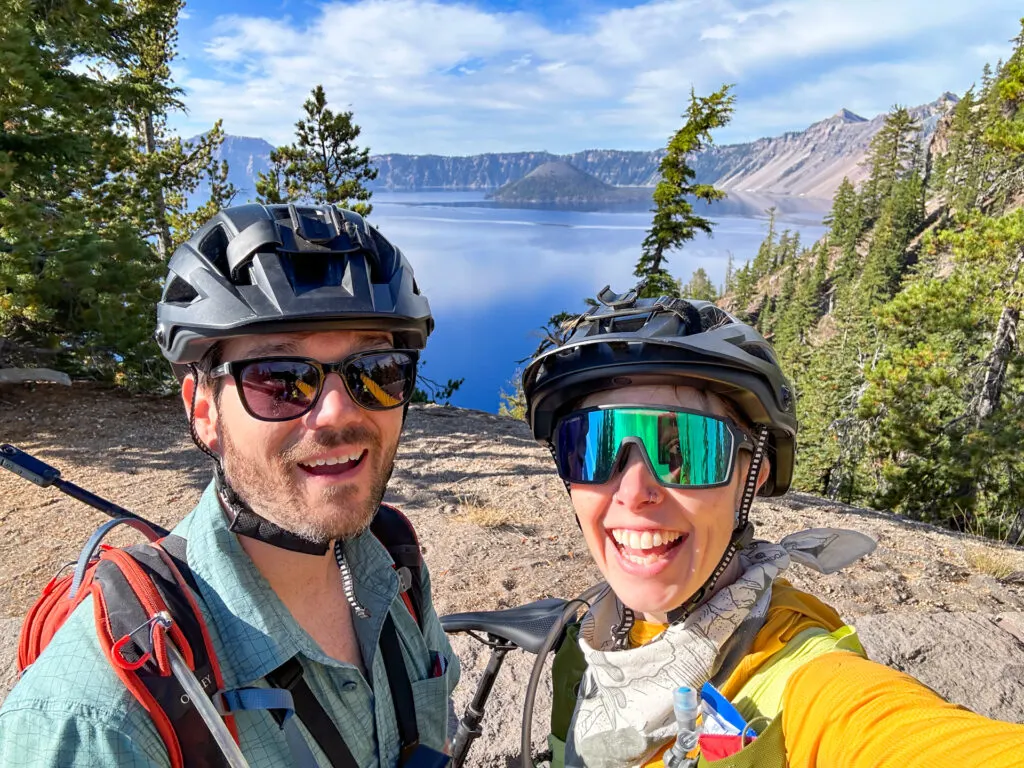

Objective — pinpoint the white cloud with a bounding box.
[171,0,1023,153]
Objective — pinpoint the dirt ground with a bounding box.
[3,383,1023,622]
[2,383,1024,764]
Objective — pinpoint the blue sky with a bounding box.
[173,0,1023,154]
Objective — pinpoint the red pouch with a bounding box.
[699,733,756,761]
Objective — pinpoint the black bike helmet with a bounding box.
[523,286,797,495]
[155,203,432,371]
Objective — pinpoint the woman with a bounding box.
[521,287,1024,768]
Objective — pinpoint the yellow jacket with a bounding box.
[642,579,1024,767]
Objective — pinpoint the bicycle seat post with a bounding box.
[449,636,513,768]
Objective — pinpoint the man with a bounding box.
[0,204,459,766]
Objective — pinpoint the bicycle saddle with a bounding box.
[441,598,569,654]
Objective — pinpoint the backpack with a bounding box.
[17,503,436,768]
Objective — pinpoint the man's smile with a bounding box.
[297,448,368,478]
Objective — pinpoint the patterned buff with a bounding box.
[568,528,877,768]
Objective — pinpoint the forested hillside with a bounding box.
[719,23,1024,543]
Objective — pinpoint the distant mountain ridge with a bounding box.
[199,94,958,203]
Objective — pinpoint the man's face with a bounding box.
[194,330,405,543]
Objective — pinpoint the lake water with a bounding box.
[370,191,830,413]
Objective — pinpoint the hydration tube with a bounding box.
[165,637,250,768]
[520,583,608,768]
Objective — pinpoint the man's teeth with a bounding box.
[610,529,684,551]
[302,452,362,467]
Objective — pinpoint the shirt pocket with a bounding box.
[410,672,451,750]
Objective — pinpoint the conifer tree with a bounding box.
[827,177,859,243]
[774,244,829,361]
[0,0,231,385]
[750,207,777,279]
[636,85,735,297]
[256,85,378,215]
[861,106,922,222]
[723,252,735,295]
[103,0,231,259]
[858,172,925,309]
[680,268,718,301]
[732,262,756,317]
[984,20,1024,155]
[0,1,155,381]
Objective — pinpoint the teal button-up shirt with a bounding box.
[0,483,459,767]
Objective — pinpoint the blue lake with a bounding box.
[370,191,830,413]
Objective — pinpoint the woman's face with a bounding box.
[568,384,756,621]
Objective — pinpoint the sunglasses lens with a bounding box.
[238,360,320,420]
[554,408,735,487]
[343,351,416,410]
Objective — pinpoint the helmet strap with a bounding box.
[665,425,768,625]
[185,364,330,556]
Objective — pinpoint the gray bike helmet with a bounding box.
[155,203,432,371]
[523,286,797,495]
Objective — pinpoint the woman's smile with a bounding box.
[606,526,689,575]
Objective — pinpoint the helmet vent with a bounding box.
[162,275,199,305]
[368,226,394,282]
[739,342,778,367]
[280,252,349,296]
[198,225,231,278]
[698,305,734,332]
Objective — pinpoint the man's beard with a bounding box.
[219,423,398,544]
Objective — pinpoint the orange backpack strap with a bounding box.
[18,521,237,768]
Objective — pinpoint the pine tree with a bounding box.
[860,106,922,223]
[939,88,993,213]
[0,0,160,382]
[775,243,829,362]
[98,0,231,259]
[858,172,925,309]
[636,85,735,297]
[167,123,239,247]
[680,268,718,301]
[750,207,777,279]
[732,262,756,317]
[256,85,378,215]
[985,20,1024,155]
[0,0,233,386]
[723,252,735,295]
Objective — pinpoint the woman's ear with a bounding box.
[756,457,771,493]
[181,371,220,455]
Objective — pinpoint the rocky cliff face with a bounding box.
[198,94,958,203]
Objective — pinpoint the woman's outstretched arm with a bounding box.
[781,651,1024,768]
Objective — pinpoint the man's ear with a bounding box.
[182,371,220,455]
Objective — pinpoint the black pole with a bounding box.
[53,478,168,537]
[449,642,512,768]
[0,443,168,537]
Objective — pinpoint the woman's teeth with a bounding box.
[609,529,686,566]
[610,529,684,550]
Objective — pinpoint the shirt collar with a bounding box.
[176,481,400,687]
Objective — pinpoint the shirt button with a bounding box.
[341,681,358,692]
